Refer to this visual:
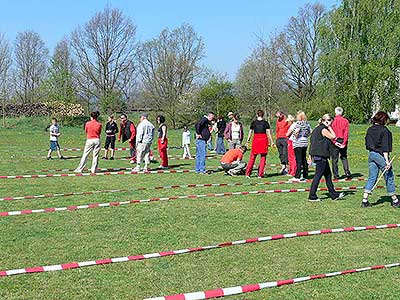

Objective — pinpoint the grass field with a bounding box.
[0,117,399,300]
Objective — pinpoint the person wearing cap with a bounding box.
[133,113,155,172]
[74,111,102,174]
[220,145,247,176]
[227,111,234,122]
[118,113,136,164]
[331,107,351,179]
[195,112,215,173]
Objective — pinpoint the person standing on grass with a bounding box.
[118,114,136,164]
[286,114,296,177]
[224,113,244,150]
[133,113,155,172]
[102,114,118,160]
[362,111,400,208]
[289,111,312,182]
[220,145,247,176]
[245,110,274,178]
[331,107,351,179]
[74,111,102,174]
[47,118,64,160]
[195,112,215,174]
[308,114,345,202]
[275,111,290,175]
[216,115,227,154]
[182,126,192,159]
[157,115,168,169]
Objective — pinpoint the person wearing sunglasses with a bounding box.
[308,114,345,202]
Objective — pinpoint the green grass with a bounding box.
[0,118,400,300]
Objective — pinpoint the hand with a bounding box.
[385,161,392,170]
[245,142,249,148]
[117,139,120,142]
[161,140,165,144]
[196,134,202,139]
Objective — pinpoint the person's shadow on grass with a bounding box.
[371,196,393,207]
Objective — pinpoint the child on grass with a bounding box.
[47,118,64,160]
[182,126,192,159]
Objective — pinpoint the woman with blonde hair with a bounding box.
[286,114,296,176]
[289,111,311,181]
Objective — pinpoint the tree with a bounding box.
[279,3,325,104]
[138,23,205,128]
[319,0,400,122]
[197,75,238,117]
[71,6,137,111]
[0,33,12,127]
[41,38,77,103]
[14,31,49,103]
[236,34,285,121]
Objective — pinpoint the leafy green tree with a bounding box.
[319,0,400,122]
[197,76,238,117]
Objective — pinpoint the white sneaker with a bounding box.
[143,167,149,172]
[132,166,140,172]
[130,160,136,164]
[290,178,301,182]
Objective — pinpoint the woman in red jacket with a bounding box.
[245,110,274,178]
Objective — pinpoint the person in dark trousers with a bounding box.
[216,115,227,154]
[331,107,351,179]
[362,111,400,208]
[289,111,311,181]
[275,111,290,174]
[195,112,215,173]
[102,114,118,160]
[308,114,345,202]
[118,114,136,164]
[157,115,168,168]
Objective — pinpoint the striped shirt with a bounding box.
[292,121,311,148]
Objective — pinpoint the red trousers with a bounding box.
[158,138,168,167]
[245,151,267,177]
[287,140,296,176]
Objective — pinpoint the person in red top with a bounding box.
[74,111,102,174]
[220,145,247,176]
[118,114,136,164]
[275,111,290,175]
[331,107,351,179]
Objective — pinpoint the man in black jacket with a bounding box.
[195,112,215,173]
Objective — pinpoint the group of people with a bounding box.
[47,106,399,208]
[48,112,170,174]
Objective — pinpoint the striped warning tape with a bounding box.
[0,223,397,277]
[0,169,195,180]
[0,186,382,217]
[145,261,400,300]
[0,177,367,202]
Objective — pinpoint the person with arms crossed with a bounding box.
[118,114,136,164]
[102,114,118,160]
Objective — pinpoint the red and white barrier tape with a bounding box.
[0,169,194,180]
[0,186,381,218]
[0,223,398,277]
[0,177,367,202]
[145,261,400,300]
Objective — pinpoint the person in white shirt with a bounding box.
[47,118,64,160]
[182,126,192,159]
[133,113,155,172]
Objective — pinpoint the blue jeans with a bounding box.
[216,136,226,154]
[364,151,396,196]
[195,139,207,173]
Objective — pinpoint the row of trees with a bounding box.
[1,1,400,126]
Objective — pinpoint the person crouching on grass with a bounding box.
[102,114,118,160]
[308,114,345,202]
[220,145,247,176]
[47,117,64,160]
[362,111,400,208]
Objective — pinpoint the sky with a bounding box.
[0,0,340,79]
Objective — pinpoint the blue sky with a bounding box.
[0,0,339,78]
